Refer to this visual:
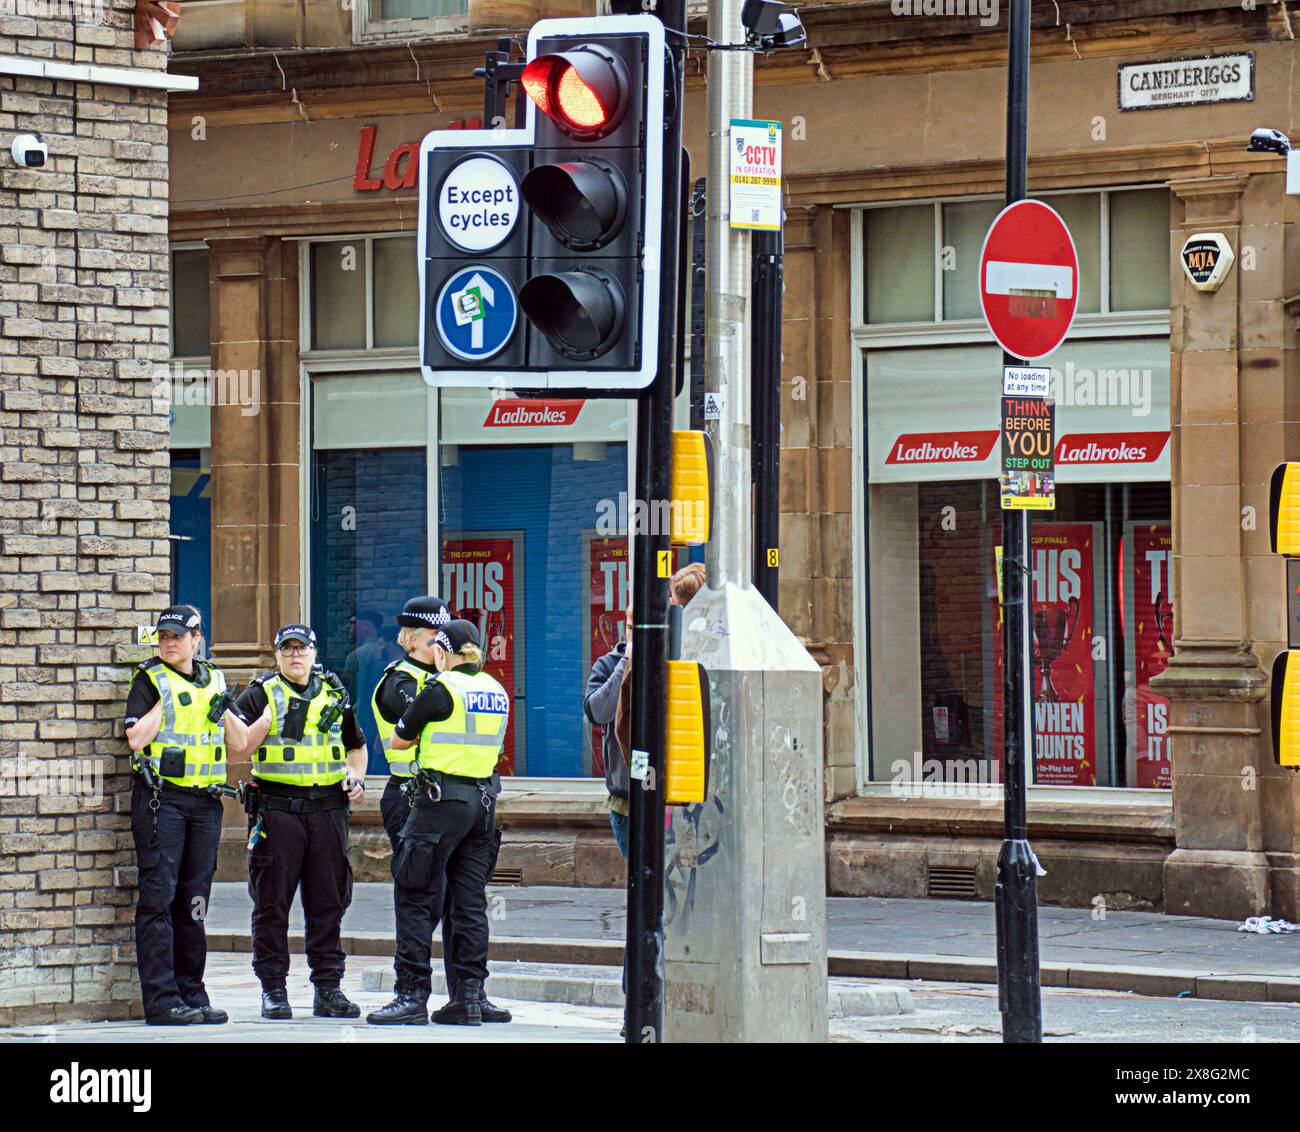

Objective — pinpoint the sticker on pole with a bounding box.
[436,154,520,253]
[434,265,518,362]
[979,199,1079,360]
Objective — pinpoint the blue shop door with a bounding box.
[439,443,628,778]
[169,452,211,638]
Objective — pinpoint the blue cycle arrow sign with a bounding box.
[434,265,518,362]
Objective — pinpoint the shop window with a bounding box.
[1110,189,1172,311]
[170,248,210,358]
[863,336,1172,791]
[865,204,933,324]
[354,0,468,42]
[311,241,368,351]
[862,188,1169,326]
[373,235,419,348]
[941,200,1000,320]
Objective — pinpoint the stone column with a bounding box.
[1154,176,1270,919]
[206,237,300,680]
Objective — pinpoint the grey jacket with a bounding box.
[584,642,629,801]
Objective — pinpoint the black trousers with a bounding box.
[248,802,353,990]
[388,787,495,1000]
[129,780,222,1019]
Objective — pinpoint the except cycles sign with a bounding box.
[436,154,521,253]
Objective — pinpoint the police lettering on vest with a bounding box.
[138,660,228,788]
[253,674,348,787]
[415,669,509,780]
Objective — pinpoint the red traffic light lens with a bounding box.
[522,46,627,140]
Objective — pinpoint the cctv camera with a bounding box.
[768,12,807,50]
[741,0,784,38]
[11,133,47,168]
[1246,127,1291,156]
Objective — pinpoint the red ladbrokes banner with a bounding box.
[1130,524,1173,789]
[994,523,1098,786]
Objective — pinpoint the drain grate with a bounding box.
[927,865,978,899]
[490,866,524,886]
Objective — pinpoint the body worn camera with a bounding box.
[207,689,236,724]
[279,697,309,741]
[158,746,187,779]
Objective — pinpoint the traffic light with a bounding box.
[665,658,710,804]
[418,14,665,393]
[1270,462,1300,767]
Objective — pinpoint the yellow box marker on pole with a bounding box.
[665,659,710,803]
[1271,463,1300,555]
[1272,651,1300,767]
[670,430,713,548]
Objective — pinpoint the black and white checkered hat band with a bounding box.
[409,610,451,626]
[434,631,452,650]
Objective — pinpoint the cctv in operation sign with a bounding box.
[729,119,782,232]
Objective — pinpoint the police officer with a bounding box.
[231,624,369,1020]
[124,604,252,1025]
[367,619,507,1026]
[371,595,511,1024]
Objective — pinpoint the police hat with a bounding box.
[434,619,480,655]
[156,605,201,635]
[395,595,453,629]
[274,623,317,649]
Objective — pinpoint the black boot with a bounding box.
[261,987,292,1020]
[313,986,361,1019]
[145,1005,203,1026]
[431,978,482,1026]
[367,992,429,1025]
[478,994,512,1024]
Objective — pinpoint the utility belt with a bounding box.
[404,767,501,809]
[257,790,348,815]
[158,779,224,799]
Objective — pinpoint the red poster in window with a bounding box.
[1130,524,1173,789]
[585,535,630,778]
[993,523,1097,786]
[441,534,522,775]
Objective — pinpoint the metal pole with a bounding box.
[751,226,782,609]
[994,0,1043,1045]
[703,0,753,589]
[626,0,685,1045]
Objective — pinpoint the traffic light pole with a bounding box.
[751,227,783,611]
[626,0,686,1045]
[994,0,1044,1045]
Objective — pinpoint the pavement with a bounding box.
[203,882,1300,1003]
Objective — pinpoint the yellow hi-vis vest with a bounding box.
[413,668,509,780]
[371,659,432,778]
[139,660,227,788]
[252,674,348,787]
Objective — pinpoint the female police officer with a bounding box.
[123,605,252,1025]
[231,623,369,1021]
[367,618,508,1026]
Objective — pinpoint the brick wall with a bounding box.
[0,1,172,1025]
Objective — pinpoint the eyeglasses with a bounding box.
[278,645,312,656]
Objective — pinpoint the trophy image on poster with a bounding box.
[1032,596,1080,702]
[1153,589,1173,655]
[596,609,624,653]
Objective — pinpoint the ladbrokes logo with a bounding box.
[886,430,999,464]
[483,399,584,428]
[1056,432,1170,465]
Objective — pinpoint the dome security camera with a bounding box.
[11,133,47,168]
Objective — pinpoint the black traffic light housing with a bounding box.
[418,14,665,395]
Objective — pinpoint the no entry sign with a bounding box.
[979,199,1079,360]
